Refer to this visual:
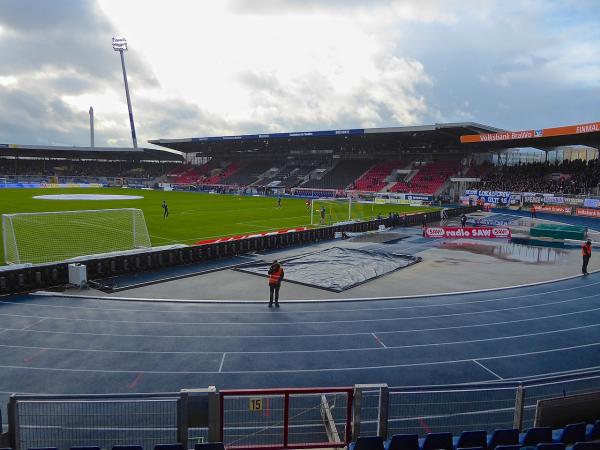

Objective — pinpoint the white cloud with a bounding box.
[1,0,600,146]
[96,0,435,137]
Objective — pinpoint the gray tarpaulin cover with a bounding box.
[236,247,421,292]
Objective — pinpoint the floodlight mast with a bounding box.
[112,36,138,148]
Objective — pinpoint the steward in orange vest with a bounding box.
[268,261,284,307]
[582,240,592,275]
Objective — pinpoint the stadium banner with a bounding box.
[424,226,511,239]
[195,227,309,245]
[0,182,104,189]
[575,207,600,218]
[191,128,365,142]
[460,121,600,143]
[406,194,433,202]
[535,205,572,214]
[583,198,600,208]
[563,197,584,206]
[373,193,432,205]
[465,189,519,205]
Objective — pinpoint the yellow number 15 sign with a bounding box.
[249,398,263,411]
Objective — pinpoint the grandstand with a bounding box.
[2,121,600,450]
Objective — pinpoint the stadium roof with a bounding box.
[149,122,505,154]
[460,120,600,151]
[0,144,183,161]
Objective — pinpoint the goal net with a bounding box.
[310,197,375,225]
[2,208,151,265]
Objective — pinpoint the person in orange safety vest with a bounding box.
[582,239,592,275]
[268,260,285,307]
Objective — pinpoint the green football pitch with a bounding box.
[0,187,439,264]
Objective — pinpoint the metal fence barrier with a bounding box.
[4,370,600,450]
[219,387,353,450]
[9,393,180,450]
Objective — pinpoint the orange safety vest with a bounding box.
[582,244,592,257]
[269,267,283,285]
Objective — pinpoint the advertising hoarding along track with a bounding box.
[424,226,511,239]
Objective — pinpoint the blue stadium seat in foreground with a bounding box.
[488,429,520,450]
[454,431,487,449]
[552,423,587,444]
[456,447,485,450]
[194,443,225,450]
[28,448,58,450]
[154,445,184,450]
[421,433,453,450]
[574,443,600,450]
[493,446,521,450]
[112,446,143,450]
[521,427,553,446]
[385,434,419,450]
[349,436,384,450]
[587,421,600,441]
[537,443,565,450]
[71,447,101,450]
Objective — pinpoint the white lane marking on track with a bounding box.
[1,292,599,325]
[472,359,504,380]
[0,340,598,374]
[7,278,600,315]
[219,353,227,372]
[1,304,600,339]
[0,321,597,354]
[20,318,46,331]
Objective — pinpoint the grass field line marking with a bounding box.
[472,359,504,380]
[0,321,598,355]
[0,340,598,374]
[8,278,600,315]
[219,353,227,372]
[2,292,598,325]
[166,223,314,245]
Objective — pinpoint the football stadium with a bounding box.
[1,2,600,450]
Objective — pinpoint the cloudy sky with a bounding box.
[0,0,598,148]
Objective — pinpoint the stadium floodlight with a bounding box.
[112,36,128,51]
[112,36,138,148]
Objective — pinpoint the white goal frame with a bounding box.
[310,197,352,225]
[2,208,151,265]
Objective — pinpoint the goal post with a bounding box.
[2,208,151,265]
[310,197,353,225]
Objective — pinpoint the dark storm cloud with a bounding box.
[0,0,156,87]
[0,0,163,146]
[0,85,89,145]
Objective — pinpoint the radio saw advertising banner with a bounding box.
[424,226,512,239]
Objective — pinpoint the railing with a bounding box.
[9,393,180,450]
[220,387,353,450]
[353,370,600,439]
[5,370,600,450]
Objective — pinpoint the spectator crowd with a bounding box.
[472,160,600,195]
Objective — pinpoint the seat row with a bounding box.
[350,421,600,450]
